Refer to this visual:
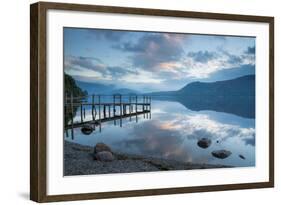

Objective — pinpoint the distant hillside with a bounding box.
[75,81,115,95]
[112,88,139,95]
[149,75,255,118]
[179,75,255,96]
[149,75,255,97]
[76,80,139,95]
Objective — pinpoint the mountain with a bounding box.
[178,75,255,96]
[75,80,139,95]
[204,64,255,83]
[149,75,255,97]
[75,81,115,95]
[72,75,255,118]
[149,75,255,118]
[112,88,139,95]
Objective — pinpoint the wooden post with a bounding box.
[120,95,122,127]
[103,105,106,118]
[113,95,116,126]
[136,95,138,123]
[64,93,68,138]
[80,104,83,123]
[149,96,151,119]
[148,96,149,118]
[147,96,149,118]
[143,96,145,118]
[70,93,74,139]
[143,95,145,118]
[129,96,132,121]
[123,104,126,115]
[83,107,86,119]
[98,95,101,132]
[91,95,95,121]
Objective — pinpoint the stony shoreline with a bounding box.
[64,140,232,176]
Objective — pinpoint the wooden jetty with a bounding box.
[64,94,152,139]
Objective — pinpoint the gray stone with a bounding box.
[95,151,114,162]
[212,150,232,159]
[94,143,112,154]
[239,154,246,160]
[197,138,212,149]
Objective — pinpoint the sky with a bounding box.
[64,27,255,92]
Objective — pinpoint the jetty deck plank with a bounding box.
[64,94,152,136]
[65,110,150,129]
[65,103,151,106]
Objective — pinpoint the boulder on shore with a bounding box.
[197,138,212,149]
[95,151,115,162]
[212,150,232,159]
[94,143,112,154]
[93,143,114,162]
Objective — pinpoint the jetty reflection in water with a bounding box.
[64,100,255,167]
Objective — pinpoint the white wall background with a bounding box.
[0,0,279,204]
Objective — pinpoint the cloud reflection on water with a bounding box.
[114,111,255,164]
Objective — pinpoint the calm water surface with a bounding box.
[64,99,255,167]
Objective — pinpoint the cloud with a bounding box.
[64,56,105,73]
[243,136,255,146]
[245,46,255,55]
[112,42,144,52]
[114,33,186,71]
[218,49,244,65]
[88,29,126,41]
[119,69,164,84]
[106,66,136,78]
[65,30,257,88]
[124,120,190,161]
[113,33,255,80]
[187,51,218,63]
[64,55,164,85]
[181,47,256,79]
[64,55,136,81]
[242,46,255,66]
[228,55,243,65]
[115,113,255,163]
[160,113,255,147]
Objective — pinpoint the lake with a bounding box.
[64,98,255,167]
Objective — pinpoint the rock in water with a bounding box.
[94,143,112,154]
[95,151,114,162]
[239,154,246,160]
[197,138,212,149]
[212,150,232,159]
[81,124,94,135]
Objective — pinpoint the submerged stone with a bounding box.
[197,138,212,149]
[239,154,246,160]
[212,150,232,159]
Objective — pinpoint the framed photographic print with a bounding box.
[30,1,274,202]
